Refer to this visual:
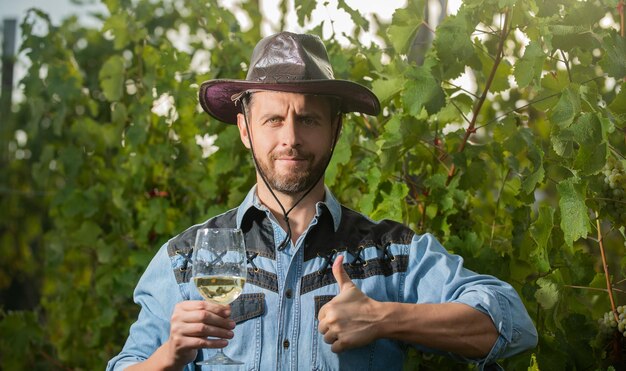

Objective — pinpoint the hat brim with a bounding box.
[199,79,381,124]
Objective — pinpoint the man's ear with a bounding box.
[237,113,252,149]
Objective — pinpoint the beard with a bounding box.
[256,147,330,195]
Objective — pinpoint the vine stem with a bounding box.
[559,50,572,83]
[565,285,626,295]
[446,8,510,185]
[619,1,624,38]
[621,0,625,84]
[596,211,619,322]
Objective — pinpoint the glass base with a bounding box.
[196,351,244,366]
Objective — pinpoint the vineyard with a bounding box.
[1,0,625,369]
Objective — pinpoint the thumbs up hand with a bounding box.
[317,255,383,353]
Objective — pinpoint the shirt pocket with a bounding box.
[231,293,265,324]
[312,295,335,371]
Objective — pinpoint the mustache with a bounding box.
[270,148,312,160]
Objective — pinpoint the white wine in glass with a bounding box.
[192,228,247,366]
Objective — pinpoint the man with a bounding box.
[107,32,537,371]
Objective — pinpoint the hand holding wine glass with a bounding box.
[192,227,247,366]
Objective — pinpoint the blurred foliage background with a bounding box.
[1,0,626,369]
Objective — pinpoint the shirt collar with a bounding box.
[236,184,342,231]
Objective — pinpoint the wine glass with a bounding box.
[192,227,247,365]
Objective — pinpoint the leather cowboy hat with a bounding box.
[198,32,381,124]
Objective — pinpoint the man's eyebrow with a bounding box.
[257,112,283,121]
[294,111,324,119]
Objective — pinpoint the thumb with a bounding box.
[332,255,355,292]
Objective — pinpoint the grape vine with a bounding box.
[1,0,625,370]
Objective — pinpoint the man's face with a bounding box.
[237,91,339,195]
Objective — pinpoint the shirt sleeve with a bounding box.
[106,243,188,371]
[402,233,538,369]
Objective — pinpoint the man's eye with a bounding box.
[266,117,281,125]
[301,117,317,126]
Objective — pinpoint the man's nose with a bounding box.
[280,117,301,147]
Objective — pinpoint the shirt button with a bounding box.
[285,288,293,299]
[283,339,290,348]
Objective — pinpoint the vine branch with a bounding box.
[559,50,572,83]
[619,0,625,38]
[446,8,510,185]
[565,285,626,295]
[596,210,619,322]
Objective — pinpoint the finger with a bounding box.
[317,321,328,334]
[174,322,235,340]
[204,338,229,349]
[172,307,235,329]
[177,300,232,317]
[332,255,355,292]
[323,331,337,345]
[167,332,229,355]
[317,306,326,322]
[190,310,236,329]
[180,336,229,350]
[331,340,344,353]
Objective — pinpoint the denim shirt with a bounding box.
[107,186,537,371]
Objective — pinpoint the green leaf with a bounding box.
[74,221,103,247]
[338,0,369,31]
[60,192,91,218]
[529,206,554,273]
[569,113,607,175]
[372,76,404,103]
[99,55,125,102]
[557,178,589,246]
[111,102,127,125]
[102,13,131,50]
[535,276,559,310]
[550,126,574,158]
[578,83,600,112]
[0,310,43,368]
[433,13,474,78]
[388,23,420,54]
[608,82,626,115]
[387,5,424,53]
[528,354,540,371]
[358,165,382,216]
[402,67,445,115]
[514,41,546,88]
[58,145,84,178]
[326,129,353,187]
[520,129,545,194]
[377,116,404,150]
[548,86,580,129]
[541,69,570,93]
[599,32,626,79]
[371,182,408,221]
[295,0,316,26]
[126,123,147,146]
[459,159,488,191]
[521,163,545,195]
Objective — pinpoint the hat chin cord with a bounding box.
[241,97,341,251]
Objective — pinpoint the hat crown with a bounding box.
[247,32,335,82]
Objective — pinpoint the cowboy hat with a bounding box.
[198,32,381,124]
